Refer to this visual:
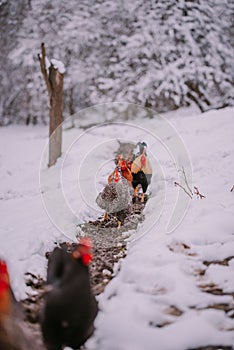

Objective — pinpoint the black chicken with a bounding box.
[41,238,98,350]
[131,142,152,202]
[132,171,148,202]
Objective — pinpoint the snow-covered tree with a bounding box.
[92,0,234,112]
[0,0,233,125]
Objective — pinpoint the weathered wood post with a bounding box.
[38,43,64,167]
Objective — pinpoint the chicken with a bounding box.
[0,260,10,314]
[130,142,152,202]
[0,260,11,349]
[108,155,133,185]
[0,260,42,350]
[40,238,98,350]
[96,165,131,229]
[131,171,148,203]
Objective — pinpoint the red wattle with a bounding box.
[114,169,120,183]
[120,160,127,171]
[81,254,92,266]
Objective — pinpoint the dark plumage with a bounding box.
[41,244,98,350]
[130,142,152,202]
[132,171,148,193]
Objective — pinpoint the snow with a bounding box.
[51,58,66,74]
[2,1,233,125]
[1,106,234,348]
[45,56,51,71]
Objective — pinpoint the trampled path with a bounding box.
[20,142,234,350]
[20,142,148,348]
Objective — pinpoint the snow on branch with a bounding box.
[38,43,66,97]
[51,58,66,74]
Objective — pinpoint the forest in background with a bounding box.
[0,0,233,125]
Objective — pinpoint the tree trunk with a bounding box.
[48,65,63,166]
[38,43,64,167]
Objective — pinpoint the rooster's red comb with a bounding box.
[76,237,93,266]
[0,260,10,292]
[0,260,8,274]
[78,237,93,249]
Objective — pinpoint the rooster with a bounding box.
[41,238,98,350]
[96,165,131,229]
[131,142,152,202]
[0,260,10,319]
[0,260,41,350]
[118,157,133,185]
[108,155,133,185]
[0,260,11,349]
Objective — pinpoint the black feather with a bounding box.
[41,248,98,350]
[132,171,148,193]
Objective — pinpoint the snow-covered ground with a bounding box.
[0,106,234,349]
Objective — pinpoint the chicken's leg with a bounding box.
[117,221,121,230]
[133,186,138,198]
[101,212,108,222]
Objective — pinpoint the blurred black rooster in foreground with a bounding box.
[41,238,98,350]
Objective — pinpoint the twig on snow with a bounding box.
[174,181,193,199]
[178,167,193,196]
[194,186,206,199]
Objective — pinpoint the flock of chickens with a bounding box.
[96,141,152,229]
[0,142,152,350]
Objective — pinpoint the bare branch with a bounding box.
[179,166,193,195]
[176,167,206,200]
[174,181,193,199]
[194,186,206,199]
[38,43,52,97]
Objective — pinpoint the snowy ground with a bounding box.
[0,105,234,349]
